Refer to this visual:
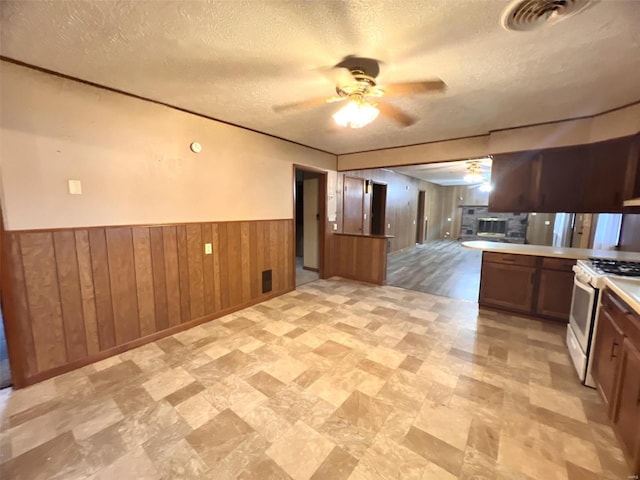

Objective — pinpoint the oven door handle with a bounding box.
[573,275,594,293]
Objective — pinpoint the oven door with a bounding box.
[568,275,596,353]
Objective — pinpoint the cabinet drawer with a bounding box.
[483,252,537,267]
[541,257,576,272]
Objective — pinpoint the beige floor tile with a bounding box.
[142,367,196,401]
[1,278,631,480]
[529,384,588,423]
[175,392,220,430]
[266,420,335,480]
[413,402,472,451]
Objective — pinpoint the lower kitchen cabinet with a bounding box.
[591,306,625,408]
[593,288,640,475]
[479,260,535,313]
[612,339,640,474]
[479,252,573,321]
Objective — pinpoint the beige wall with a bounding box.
[337,104,640,170]
[0,61,337,230]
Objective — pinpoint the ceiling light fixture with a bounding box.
[332,95,379,128]
[464,161,483,183]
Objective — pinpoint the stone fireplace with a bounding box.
[459,206,527,243]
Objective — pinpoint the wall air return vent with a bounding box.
[500,0,595,31]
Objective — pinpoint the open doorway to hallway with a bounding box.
[294,166,326,287]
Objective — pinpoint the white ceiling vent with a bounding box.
[500,0,595,31]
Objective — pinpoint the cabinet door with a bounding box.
[591,307,625,408]
[611,339,640,474]
[488,152,537,212]
[479,261,535,313]
[536,268,573,321]
[583,136,637,212]
[534,145,588,212]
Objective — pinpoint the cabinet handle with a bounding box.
[610,341,619,359]
[501,258,516,263]
[637,386,640,407]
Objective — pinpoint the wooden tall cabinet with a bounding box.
[592,288,640,475]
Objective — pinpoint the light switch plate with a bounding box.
[204,243,213,255]
[68,179,82,195]
[332,224,338,231]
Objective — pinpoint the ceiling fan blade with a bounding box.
[377,101,416,127]
[381,79,446,96]
[272,96,344,113]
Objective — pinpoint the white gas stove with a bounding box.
[568,258,640,387]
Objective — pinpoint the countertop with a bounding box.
[604,277,640,314]
[462,240,640,261]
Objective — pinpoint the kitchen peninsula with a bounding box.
[463,240,640,321]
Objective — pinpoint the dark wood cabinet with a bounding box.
[533,145,588,212]
[612,339,640,474]
[488,134,640,213]
[488,152,538,212]
[591,306,625,408]
[479,253,574,321]
[593,288,640,475]
[584,136,638,212]
[536,266,574,320]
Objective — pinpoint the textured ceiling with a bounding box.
[393,158,492,186]
[1,0,639,155]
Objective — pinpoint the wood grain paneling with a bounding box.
[240,222,251,304]
[89,228,116,351]
[149,227,169,331]
[132,227,156,337]
[53,231,88,361]
[162,226,181,327]
[6,234,37,378]
[74,230,100,355]
[211,224,223,312]
[4,219,294,388]
[186,224,204,321]
[106,228,140,344]
[177,226,191,323]
[20,233,67,371]
[202,224,215,315]
[226,222,243,308]
[330,233,388,285]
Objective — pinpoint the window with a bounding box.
[592,213,623,250]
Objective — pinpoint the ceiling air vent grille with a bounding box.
[500,0,594,31]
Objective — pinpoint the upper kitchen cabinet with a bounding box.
[533,144,588,213]
[488,151,539,212]
[488,133,640,213]
[583,136,639,212]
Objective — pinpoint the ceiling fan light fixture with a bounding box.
[464,161,484,183]
[333,99,379,128]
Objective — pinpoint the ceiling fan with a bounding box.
[272,56,446,128]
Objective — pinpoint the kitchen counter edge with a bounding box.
[462,240,640,262]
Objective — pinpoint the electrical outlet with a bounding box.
[204,243,213,254]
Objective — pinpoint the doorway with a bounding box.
[294,166,326,287]
[0,206,11,389]
[370,182,387,236]
[416,190,426,243]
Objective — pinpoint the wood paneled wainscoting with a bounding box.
[2,220,294,388]
[327,233,390,285]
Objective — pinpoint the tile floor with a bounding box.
[0,278,631,479]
